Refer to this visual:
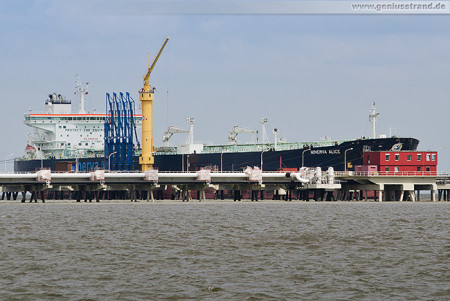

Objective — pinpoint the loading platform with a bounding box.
[335,171,446,202]
[0,169,337,202]
[0,170,448,202]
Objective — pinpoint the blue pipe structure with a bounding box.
[104,92,138,171]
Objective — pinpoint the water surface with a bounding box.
[0,202,448,300]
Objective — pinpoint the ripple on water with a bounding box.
[0,202,448,300]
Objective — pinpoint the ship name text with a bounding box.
[310,149,341,155]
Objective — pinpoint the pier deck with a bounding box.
[0,170,448,202]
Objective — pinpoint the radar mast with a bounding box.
[75,74,89,114]
[369,102,379,139]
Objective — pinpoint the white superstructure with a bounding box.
[23,78,141,160]
[24,94,105,160]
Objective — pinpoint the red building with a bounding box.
[362,151,438,174]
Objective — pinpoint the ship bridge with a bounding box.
[23,90,142,161]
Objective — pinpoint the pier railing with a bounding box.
[335,171,445,177]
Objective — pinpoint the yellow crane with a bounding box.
[139,37,169,171]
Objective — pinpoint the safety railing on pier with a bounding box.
[334,171,448,177]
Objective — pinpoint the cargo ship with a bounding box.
[14,78,419,173]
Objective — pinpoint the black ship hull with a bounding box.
[14,137,419,173]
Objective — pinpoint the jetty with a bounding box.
[0,169,449,202]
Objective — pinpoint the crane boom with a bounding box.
[144,37,170,87]
[228,126,257,144]
[162,118,195,147]
[162,126,190,146]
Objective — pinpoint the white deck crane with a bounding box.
[162,118,194,147]
[162,126,189,147]
[228,126,258,144]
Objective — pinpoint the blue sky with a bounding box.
[1,0,449,171]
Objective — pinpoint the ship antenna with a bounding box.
[369,102,379,139]
[75,74,89,114]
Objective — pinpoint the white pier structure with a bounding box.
[0,169,448,202]
[0,168,339,202]
[335,171,442,202]
[437,174,450,201]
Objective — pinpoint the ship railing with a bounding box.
[153,139,354,155]
[335,171,444,177]
[203,141,346,153]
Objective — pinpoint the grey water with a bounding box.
[0,202,448,300]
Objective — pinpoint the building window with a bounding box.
[432,154,436,161]
[407,155,411,161]
[385,166,389,171]
[426,166,430,172]
[417,166,421,172]
[417,154,422,161]
[395,154,399,161]
[395,166,399,172]
[426,154,430,161]
[385,154,390,161]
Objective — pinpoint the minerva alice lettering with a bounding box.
[310,149,341,155]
